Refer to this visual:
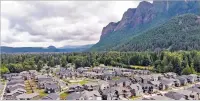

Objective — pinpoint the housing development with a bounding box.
[1,64,200,100]
[1,0,200,100]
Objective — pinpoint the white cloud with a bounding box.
[1,1,151,47]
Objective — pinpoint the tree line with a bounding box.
[1,50,200,75]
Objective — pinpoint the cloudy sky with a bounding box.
[1,1,151,48]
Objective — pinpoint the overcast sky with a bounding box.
[1,1,152,48]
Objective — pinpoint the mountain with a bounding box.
[90,0,200,51]
[59,44,94,52]
[114,14,200,51]
[60,44,94,49]
[0,44,93,53]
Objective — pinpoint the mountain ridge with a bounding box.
[0,44,94,53]
[90,0,200,51]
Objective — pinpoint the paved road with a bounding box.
[141,82,200,99]
[0,81,7,100]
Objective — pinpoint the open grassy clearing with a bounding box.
[35,89,48,98]
[60,92,69,100]
[130,96,142,100]
[130,65,154,70]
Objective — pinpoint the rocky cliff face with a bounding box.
[101,22,119,36]
[100,0,200,37]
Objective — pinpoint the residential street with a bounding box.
[140,82,200,99]
[0,81,7,100]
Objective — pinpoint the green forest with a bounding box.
[91,14,200,52]
[1,51,200,75]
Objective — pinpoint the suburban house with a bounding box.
[175,89,199,100]
[150,74,163,81]
[7,79,24,86]
[159,79,175,90]
[44,83,60,93]
[2,73,19,80]
[19,71,31,80]
[139,83,155,94]
[98,81,110,91]
[163,72,177,78]
[83,82,100,91]
[4,88,26,100]
[128,83,143,96]
[149,81,161,90]
[68,84,84,93]
[139,75,152,84]
[164,91,185,100]
[114,78,132,87]
[66,92,83,100]
[101,87,119,100]
[184,75,197,83]
[6,84,25,93]
[177,76,188,86]
[16,93,39,100]
[81,90,102,100]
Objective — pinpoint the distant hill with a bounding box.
[0,44,94,53]
[90,0,200,51]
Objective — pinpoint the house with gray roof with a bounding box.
[128,83,143,96]
[151,74,163,81]
[159,79,175,90]
[139,75,152,84]
[68,84,84,93]
[16,93,39,100]
[101,87,119,100]
[83,82,100,91]
[114,78,132,87]
[7,79,24,86]
[66,92,83,100]
[2,73,19,80]
[97,80,110,91]
[4,88,26,100]
[177,76,188,86]
[149,81,161,90]
[175,89,198,100]
[164,91,185,100]
[81,90,102,100]
[164,72,177,78]
[139,83,155,94]
[45,83,60,93]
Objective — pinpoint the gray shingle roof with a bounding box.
[66,92,82,100]
[164,91,185,100]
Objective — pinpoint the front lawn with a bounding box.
[130,96,141,100]
[36,89,48,98]
[60,92,69,100]
[112,77,120,80]
[130,65,153,70]
[69,79,90,85]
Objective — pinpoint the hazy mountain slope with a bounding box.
[0,44,93,53]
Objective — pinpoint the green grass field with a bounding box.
[130,65,153,70]
[60,92,69,100]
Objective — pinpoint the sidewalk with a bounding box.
[0,81,7,100]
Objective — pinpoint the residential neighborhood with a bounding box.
[1,64,200,100]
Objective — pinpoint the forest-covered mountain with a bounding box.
[0,44,93,53]
[114,14,200,51]
[90,0,200,51]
